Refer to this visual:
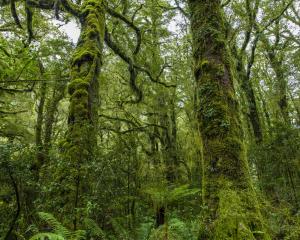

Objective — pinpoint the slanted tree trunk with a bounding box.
[235,55,263,143]
[261,22,290,126]
[188,1,268,238]
[43,80,66,158]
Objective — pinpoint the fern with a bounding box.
[30,212,87,240]
[168,184,200,202]
[147,217,199,240]
[37,212,70,238]
[83,218,107,239]
[29,232,65,240]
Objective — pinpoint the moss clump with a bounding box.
[71,88,88,99]
[68,79,90,95]
[71,45,100,67]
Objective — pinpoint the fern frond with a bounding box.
[29,232,65,240]
[84,218,106,239]
[69,230,86,240]
[37,212,70,238]
[169,185,200,202]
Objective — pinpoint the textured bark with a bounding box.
[61,0,105,226]
[188,1,268,238]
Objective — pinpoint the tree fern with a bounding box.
[143,184,200,207]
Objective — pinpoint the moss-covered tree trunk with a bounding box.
[62,0,105,228]
[188,1,268,238]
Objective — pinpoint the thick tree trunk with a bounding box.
[188,1,268,238]
[62,0,105,227]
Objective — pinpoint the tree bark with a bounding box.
[61,0,105,227]
[188,0,268,238]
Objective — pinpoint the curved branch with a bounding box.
[0,110,28,115]
[105,6,141,55]
[10,0,22,29]
[104,29,176,88]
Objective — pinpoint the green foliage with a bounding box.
[250,124,300,203]
[0,0,300,239]
[30,212,86,240]
[145,217,201,240]
[30,233,65,240]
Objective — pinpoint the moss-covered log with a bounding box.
[188,0,269,238]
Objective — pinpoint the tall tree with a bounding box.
[188,0,268,238]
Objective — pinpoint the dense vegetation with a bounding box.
[0,0,299,239]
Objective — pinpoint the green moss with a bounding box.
[68,79,89,95]
[71,89,88,99]
[188,0,270,238]
[59,0,105,220]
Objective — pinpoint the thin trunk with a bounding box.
[232,46,263,143]
[240,67,263,143]
[261,24,290,125]
[43,81,66,158]
[34,61,47,175]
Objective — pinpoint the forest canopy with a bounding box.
[0,0,299,239]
